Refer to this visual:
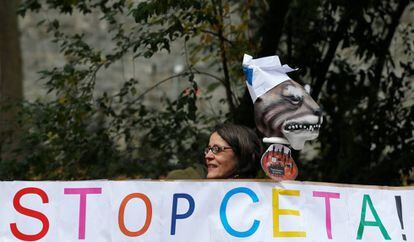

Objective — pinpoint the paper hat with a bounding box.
[242,54,297,103]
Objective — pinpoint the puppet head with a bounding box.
[243,54,323,150]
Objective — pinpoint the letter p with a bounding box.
[170,193,195,235]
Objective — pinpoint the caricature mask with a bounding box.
[243,54,323,150]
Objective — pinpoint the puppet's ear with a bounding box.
[304,84,311,94]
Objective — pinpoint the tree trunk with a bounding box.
[0,0,23,156]
[258,0,290,57]
[234,0,290,127]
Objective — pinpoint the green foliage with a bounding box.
[3,0,238,179]
[1,0,413,184]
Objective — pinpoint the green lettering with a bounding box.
[357,194,391,240]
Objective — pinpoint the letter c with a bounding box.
[220,187,260,238]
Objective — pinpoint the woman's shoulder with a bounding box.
[166,164,206,179]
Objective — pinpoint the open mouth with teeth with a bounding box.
[283,122,321,132]
[281,116,323,150]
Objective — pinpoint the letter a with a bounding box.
[356,194,390,240]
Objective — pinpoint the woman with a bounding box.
[205,123,262,179]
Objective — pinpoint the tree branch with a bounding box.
[198,29,233,46]
[372,0,409,90]
[312,13,351,100]
[212,0,236,114]
[258,0,290,57]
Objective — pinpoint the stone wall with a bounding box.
[19,9,227,114]
[18,5,413,109]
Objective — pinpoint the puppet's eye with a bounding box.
[287,95,303,105]
[282,85,303,105]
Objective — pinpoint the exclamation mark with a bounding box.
[395,196,407,241]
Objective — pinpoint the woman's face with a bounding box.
[205,132,238,179]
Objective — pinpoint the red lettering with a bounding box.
[10,187,50,241]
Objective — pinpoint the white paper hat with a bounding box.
[242,54,297,103]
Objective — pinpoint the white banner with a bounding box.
[0,180,412,242]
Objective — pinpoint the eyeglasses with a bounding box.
[204,145,232,155]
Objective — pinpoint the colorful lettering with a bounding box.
[313,191,340,239]
[10,187,50,241]
[272,188,306,238]
[171,193,195,235]
[357,194,391,240]
[118,193,152,237]
[220,187,260,238]
[64,187,102,240]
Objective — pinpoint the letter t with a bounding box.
[313,191,340,239]
[64,188,102,240]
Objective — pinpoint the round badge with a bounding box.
[260,144,298,181]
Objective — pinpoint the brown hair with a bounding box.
[212,123,263,178]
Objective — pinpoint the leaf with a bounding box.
[206,82,221,92]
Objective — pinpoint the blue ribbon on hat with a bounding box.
[243,67,253,86]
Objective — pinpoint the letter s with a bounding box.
[10,187,50,241]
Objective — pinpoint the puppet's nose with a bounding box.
[314,109,323,116]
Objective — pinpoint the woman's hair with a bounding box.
[212,123,263,178]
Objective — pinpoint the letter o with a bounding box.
[118,193,152,237]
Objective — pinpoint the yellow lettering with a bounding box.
[272,189,306,237]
